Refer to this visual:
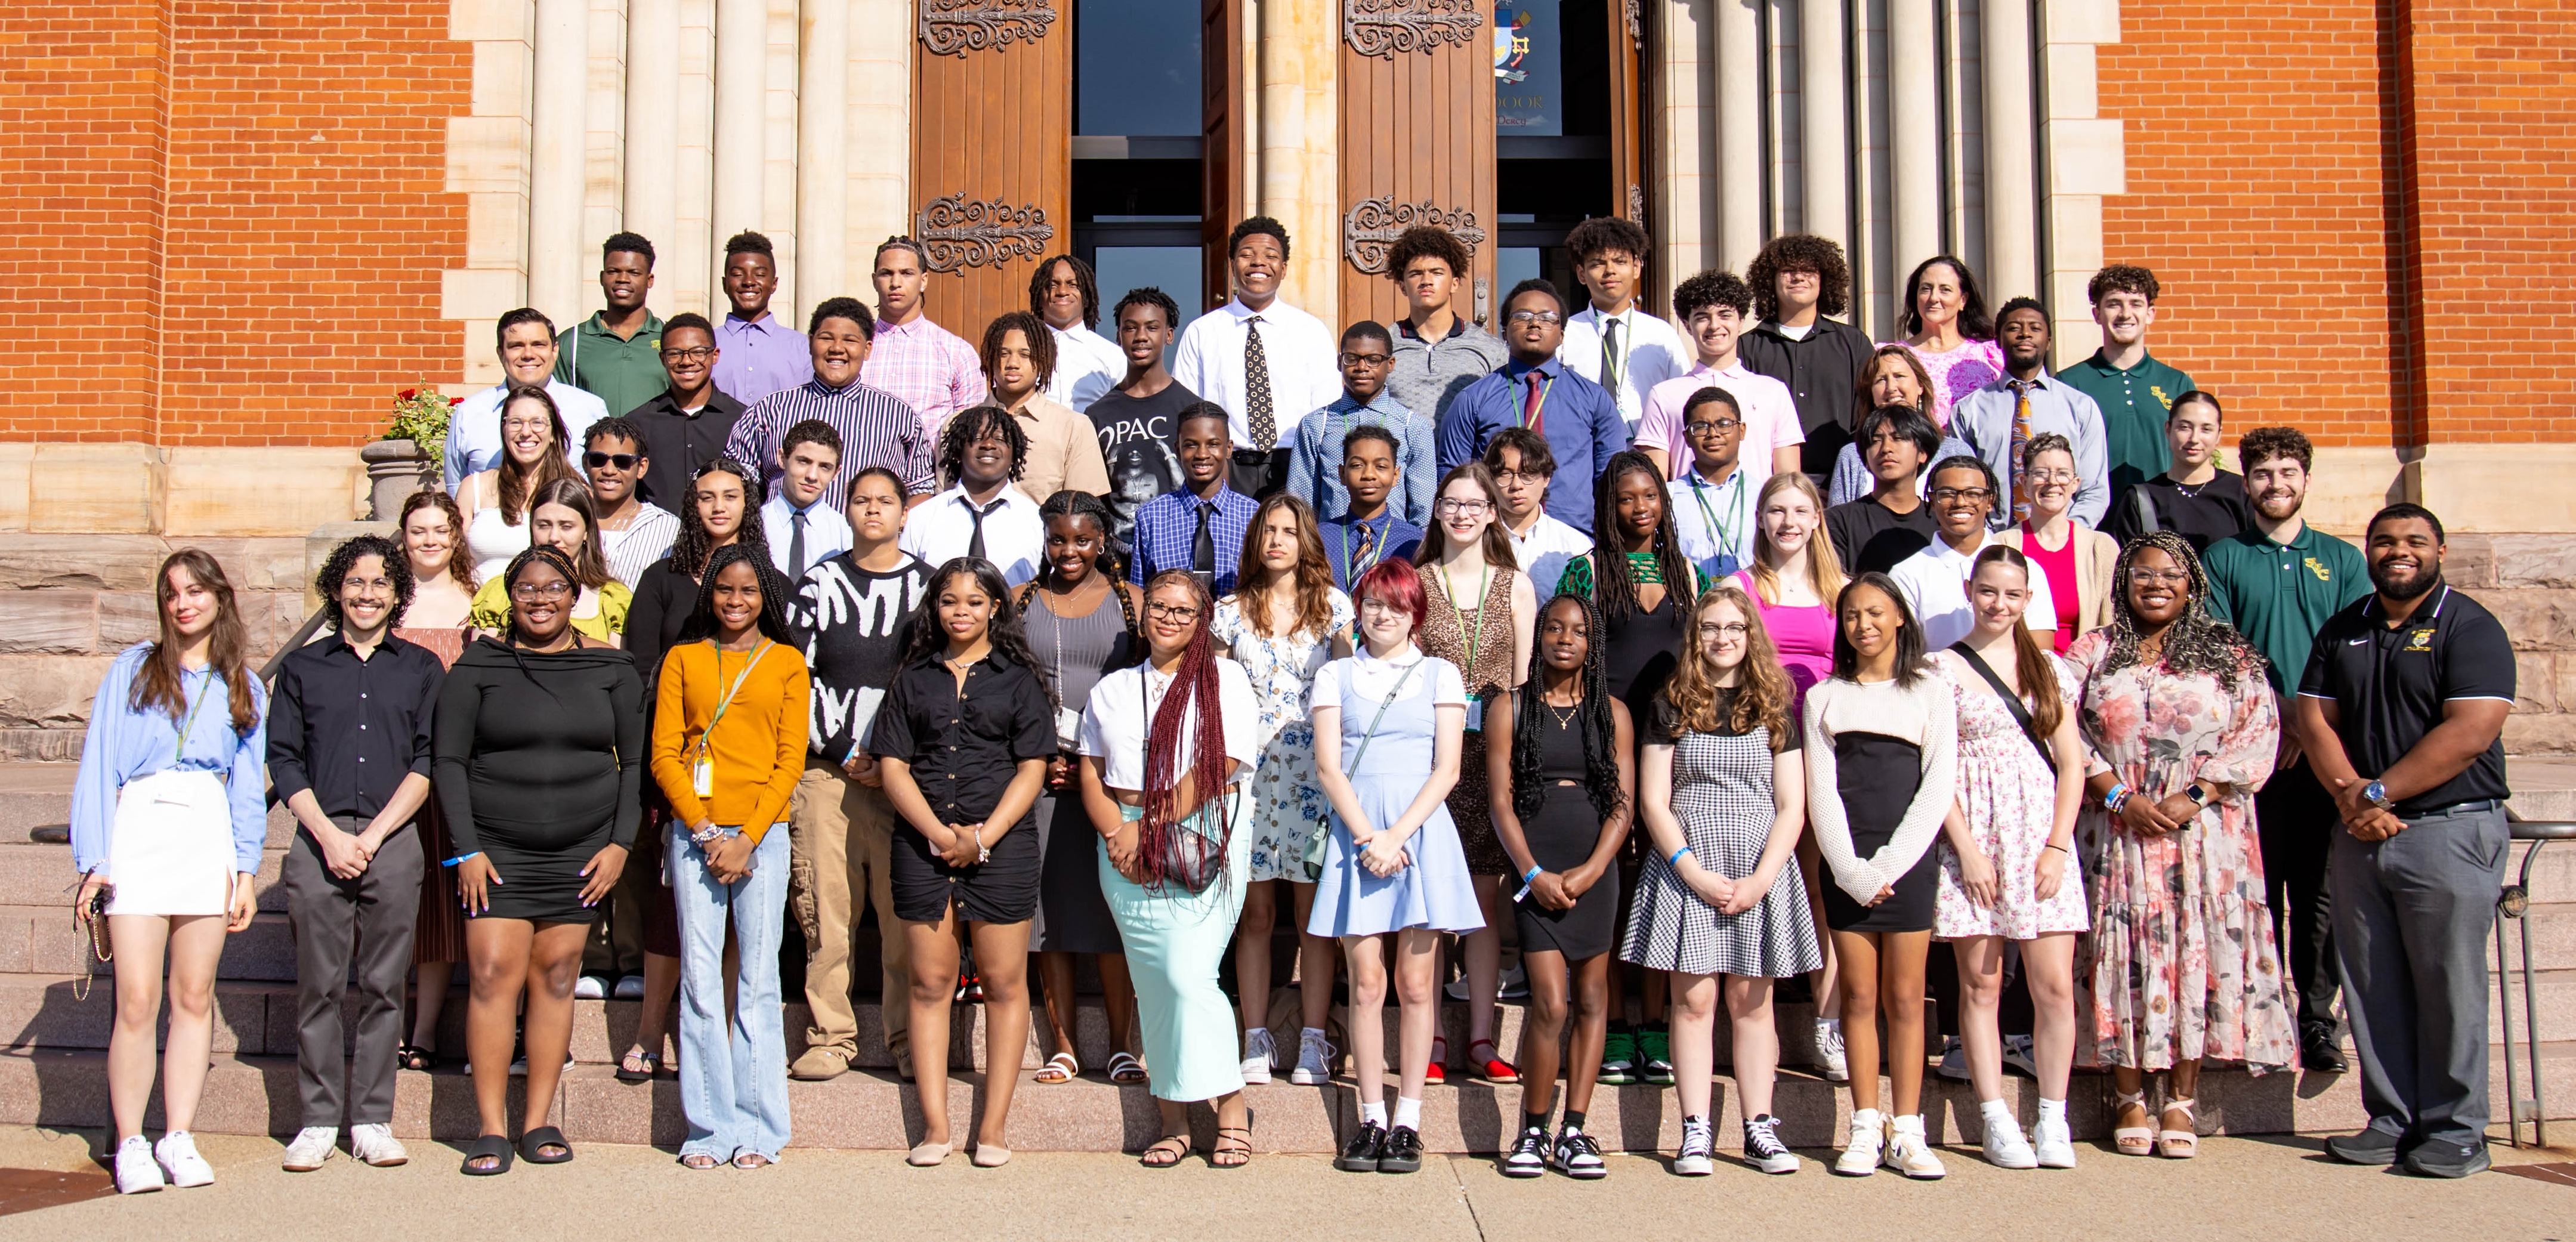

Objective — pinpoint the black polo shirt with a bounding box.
[627,385,749,509]
[267,631,446,820]
[2298,583,2514,815]
[868,650,1056,830]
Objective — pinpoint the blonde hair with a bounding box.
[1747,471,1845,607]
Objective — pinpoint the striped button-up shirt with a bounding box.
[861,314,987,440]
[1128,486,1259,595]
[723,377,937,503]
[712,311,813,406]
[1283,393,1440,528]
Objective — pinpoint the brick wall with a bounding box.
[0,1,471,448]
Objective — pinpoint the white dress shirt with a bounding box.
[1045,322,1128,412]
[1506,512,1595,597]
[1169,295,1340,450]
[897,483,1046,587]
[1079,659,1261,790]
[441,378,611,490]
[1558,304,1688,434]
[1886,533,2061,651]
[762,492,855,582]
[599,503,680,586]
[1668,464,1765,582]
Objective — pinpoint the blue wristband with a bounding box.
[1522,865,1542,885]
[1669,846,1692,869]
[441,851,481,869]
[1514,864,1543,904]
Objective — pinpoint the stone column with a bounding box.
[711,0,767,293]
[2039,0,2124,367]
[671,0,718,317]
[1650,0,1716,295]
[796,0,848,326]
[845,0,910,298]
[1981,0,2037,303]
[584,0,631,254]
[1888,0,1942,282]
[441,0,539,387]
[529,0,591,329]
[1800,0,1849,255]
[626,0,679,314]
[1258,0,1337,320]
[1715,0,1763,270]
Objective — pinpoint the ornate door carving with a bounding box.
[912,1,1070,338]
[1336,0,1496,329]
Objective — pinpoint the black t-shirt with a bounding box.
[2104,469,2253,555]
[1087,381,1197,542]
[2298,583,2514,815]
[1825,496,1940,576]
[793,551,934,761]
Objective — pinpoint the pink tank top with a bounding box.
[1738,570,1836,718]
[2020,523,2081,653]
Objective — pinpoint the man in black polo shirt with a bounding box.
[2294,503,2514,1179]
[268,535,446,1172]
[628,312,747,508]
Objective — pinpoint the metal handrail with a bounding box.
[2497,819,2574,1148]
[257,607,333,688]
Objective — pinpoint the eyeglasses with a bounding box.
[1930,487,1996,504]
[1145,601,1200,623]
[1339,352,1392,367]
[1434,498,1491,516]
[1697,622,1750,638]
[659,347,715,362]
[1684,419,1744,435]
[1506,310,1563,325]
[2126,569,2192,586]
[2024,468,2078,484]
[502,417,553,434]
[583,452,638,470]
[510,581,573,601]
[1489,468,1548,484]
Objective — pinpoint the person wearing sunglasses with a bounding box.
[583,416,679,586]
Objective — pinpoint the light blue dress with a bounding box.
[1306,654,1487,937]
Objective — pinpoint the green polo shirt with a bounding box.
[2061,349,2193,502]
[554,311,669,425]
[2201,521,2370,698]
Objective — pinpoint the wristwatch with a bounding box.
[2362,780,2392,810]
[2184,783,2210,806]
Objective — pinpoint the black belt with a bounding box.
[1230,447,1273,462]
[2409,798,2501,816]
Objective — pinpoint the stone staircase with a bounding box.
[0,762,2567,1154]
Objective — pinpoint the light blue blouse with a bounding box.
[70,644,270,877]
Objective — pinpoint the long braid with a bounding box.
[2098,531,2263,693]
[1589,449,1697,622]
[1510,594,1626,823]
[1137,570,1232,893]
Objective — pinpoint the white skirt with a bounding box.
[105,771,235,917]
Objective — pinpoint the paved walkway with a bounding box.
[0,1127,2565,1241]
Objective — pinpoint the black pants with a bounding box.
[285,816,424,1128]
[2257,757,2341,1033]
[1228,447,1289,499]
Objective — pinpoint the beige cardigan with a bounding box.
[1996,521,2121,637]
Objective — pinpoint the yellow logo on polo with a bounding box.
[2151,385,2173,410]
[2304,557,2331,582]
[2407,629,2434,651]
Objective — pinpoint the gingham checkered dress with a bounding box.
[1621,708,1823,978]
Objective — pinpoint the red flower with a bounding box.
[397,388,419,401]
[448,396,464,406]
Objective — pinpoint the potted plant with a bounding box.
[363,386,458,520]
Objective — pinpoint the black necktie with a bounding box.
[966,497,1003,563]
[1191,500,1216,580]
[1598,317,1621,390]
[788,509,808,580]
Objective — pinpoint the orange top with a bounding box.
[649,638,810,843]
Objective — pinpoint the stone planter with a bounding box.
[360,438,438,521]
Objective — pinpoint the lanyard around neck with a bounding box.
[171,666,214,766]
[1435,563,1490,675]
[695,640,773,759]
[1687,469,1746,557]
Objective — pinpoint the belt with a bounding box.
[1230,447,1275,462]
[2408,798,2500,816]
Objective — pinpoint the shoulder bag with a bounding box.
[1947,642,2056,772]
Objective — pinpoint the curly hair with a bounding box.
[1673,270,1755,321]
[397,489,474,590]
[1584,450,1697,624]
[1899,255,1997,341]
[1509,594,1628,823]
[937,403,1029,484]
[1660,584,1794,747]
[1231,493,1338,641]
[1026,254,1099,329]
[316,534,415,632]
[669,458,770,580]
[898,557,1058,714]
[675,543,797,646]
[1111,286,1180,332]
[2237,426,2314,474]
[1227,215,1290,262]
[1383,225,1471,282]
[2096,531,2264,693]
[981,309,1058,392]
[1564,216,1649,265]
[1747,234,1853,320]
[2087,264,2160,305]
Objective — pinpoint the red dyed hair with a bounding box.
[1138,571,1234,892]
[1350,558,1427,631]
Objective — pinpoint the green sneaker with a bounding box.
[1598,1027,1638,1085]
[1639,1025,1675,1085]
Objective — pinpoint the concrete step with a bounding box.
[0,904,298,981]
[1,1043,2564,1152]
[0,842,292,912]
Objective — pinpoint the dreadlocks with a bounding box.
[2097,530,2264,693]
[1136,570,1234,894]
[938,403,1030,485]
[1587,449,1698,623]
[1509,594,1627,823]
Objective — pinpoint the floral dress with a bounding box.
[1212,589,1354,883]
[1932,651,2090,941]
[2065,629,2294,1074]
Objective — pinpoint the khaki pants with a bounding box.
[790,759,909,1059]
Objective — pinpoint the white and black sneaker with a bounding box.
[1500,1127,1549,1178]
[1672,1117,1715,1176]
[2000,1033,2038,1077]
[1743,1114,1801,1175]
[1552,1128,1607,1179]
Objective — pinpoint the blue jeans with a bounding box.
[671,823,792,1161]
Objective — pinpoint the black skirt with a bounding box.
[1512,783,1621,960]
[1819,733,1938,934]
[1033,795,1123,954]
[891,811,1042,925]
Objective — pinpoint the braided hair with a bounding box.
[937,403,1030,485]
[675,544,798,646]
[2097,530,2264,693]
[1136,570,1234,894]
[1587,449,1698,623]
[669,457,770,579]
[898,557,1059,713]
[1018,490,1137,634]
[1509,594,1626,823]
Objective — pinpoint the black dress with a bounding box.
[432,638,647,923]
[869,650,1058,924]
[1818,733,1939,932]
[1511,707,1621,960]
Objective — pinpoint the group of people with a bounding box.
[70,218,2516,1192]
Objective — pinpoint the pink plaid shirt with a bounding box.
[861,314,987,441]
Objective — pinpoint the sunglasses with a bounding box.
[584,452,640,470]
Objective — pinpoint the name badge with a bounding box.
[1463,698,1485,733]
[691,756,715,799]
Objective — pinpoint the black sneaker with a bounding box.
[1499,1127,1549,1178]
[2300,1025,2349,1073]
[1378,1124,1424,1173]
[1336,1120,1386,1173]
[2402,1139,2490,1179]
[2323,1126,2402,1166]
[1551,1128,1606,1179]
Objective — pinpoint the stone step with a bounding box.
[2,1043,2565,1152]
[0,841,292,911]
[0,904,299,981]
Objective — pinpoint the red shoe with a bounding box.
[1471,1038,1519,1083]
[1425,1035,1448,1085]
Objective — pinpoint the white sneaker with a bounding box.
[114,1136,165,1194]
[350,1123,409,1167]
[155,1131,215,1188]
[2033,1116,2078,1169]
[573,974,609,1000]
[1815,1019,1849,1082]
[1935,1036,1970,1082]
[1981,1112,2038,1169]
[280,1126,337,1172]
[1289,1028,1335,1086]
[1882,1115,1946,1179]
[2000,1033,2038,1077]
[1832,1109,1883,1176]
[1240,1026,1275,1085]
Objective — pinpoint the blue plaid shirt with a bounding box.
[1321,510,1424,592]
[1128,486,1259,594]
[1283,393,1440,528]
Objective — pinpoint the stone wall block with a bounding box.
[2491,536,2576,591]
[2484,589,2575,653]
[0,593,98,655]
[0,656,118,730]
[0,536,177,591]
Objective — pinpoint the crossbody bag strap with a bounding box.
[1345,659,1421,772]
[1948,642,2055,772]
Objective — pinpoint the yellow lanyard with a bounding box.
[694,639,773,762]
[1687,468,1746,559]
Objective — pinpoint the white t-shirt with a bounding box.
[1309,648,1469,714]
[1886,535,2060,651]
[1506,512,1594,598]
[1080,658,1260,790]
[897,484,1047,587]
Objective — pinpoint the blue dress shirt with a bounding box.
[1128,486,1259,595]
[1284,394,1440,528]
[1434,357,1631,536]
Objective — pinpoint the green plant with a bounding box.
[388,385,459,458]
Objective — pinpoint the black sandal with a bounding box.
[614,1048,660,1084]
[519,1126,574,1164]
[396,1043,440,1072]
[1212,1111,1253,1169]
[1138,1135,1191,1168]
[461,1133,514,1176]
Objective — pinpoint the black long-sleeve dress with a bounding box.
[433,637,647,923]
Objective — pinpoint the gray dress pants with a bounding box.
[285,815,424,1129]
[2328,800,2506,1149]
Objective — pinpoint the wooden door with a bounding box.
[1336,0,1497,331]
[1201,0,1248,311]
[912,0,1072,340]
[1606,0,1648,310]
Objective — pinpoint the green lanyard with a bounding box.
[694,639,773,762]
[1436,564,1490,677]
[1339,515,1391,580]
[170,668,213,766]
[1516,373,1555,431]
[1687,469,1746,561]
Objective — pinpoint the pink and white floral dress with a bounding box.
[1932,651,2090,940]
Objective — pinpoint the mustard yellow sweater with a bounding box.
[649,638,809,842]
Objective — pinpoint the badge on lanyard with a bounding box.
[692,755,715,799]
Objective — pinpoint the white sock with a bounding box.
[1980,1098,2013,1123]
[2037,1098,2067,1127]
[1360,1099,1388,1128]
[1848,1107,1882,1136]
[1392,1096,1422,1131]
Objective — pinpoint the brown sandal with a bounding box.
[1139,1135,1191,1168]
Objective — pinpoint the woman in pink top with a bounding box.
[1895,255,2006,428]
[1996,433,2120,652]
[1738,471,1853,1082]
